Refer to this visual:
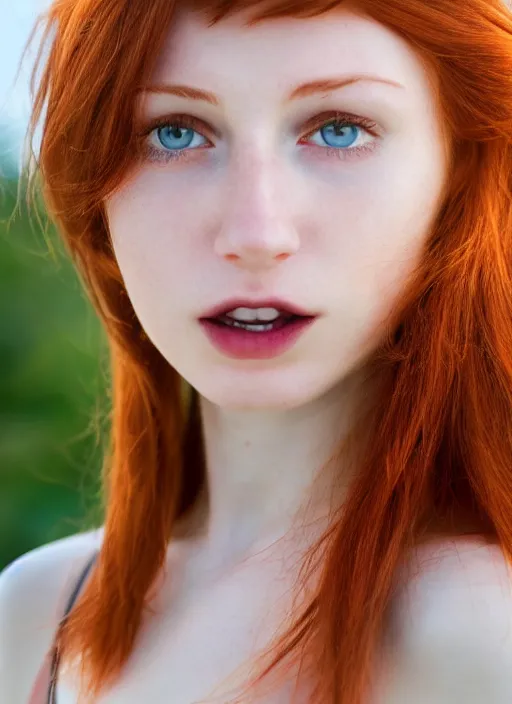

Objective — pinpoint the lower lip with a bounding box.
[198,317,317,360]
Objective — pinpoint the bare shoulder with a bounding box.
[378,537,512,703]
[398,536,512,632]
[0,526,104,704]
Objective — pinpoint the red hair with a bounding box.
[17,0,512,702]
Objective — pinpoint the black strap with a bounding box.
[47,550,99,704]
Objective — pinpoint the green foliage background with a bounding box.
[0,166,108,571]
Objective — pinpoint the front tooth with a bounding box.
[255,307,281,321]
[226,307,259,321]
[226,307,280,322]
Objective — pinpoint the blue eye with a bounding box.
[318,123,359,149]
[140,111,378,164]
[155,125,207,151]
[154,122,360,151]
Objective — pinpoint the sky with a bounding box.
[0,2,49,174]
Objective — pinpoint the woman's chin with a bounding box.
[191,366,339,411]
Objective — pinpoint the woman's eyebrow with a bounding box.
[138,74,406,107]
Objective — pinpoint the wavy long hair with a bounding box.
[16,0,512,702]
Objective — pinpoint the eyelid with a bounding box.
[137,110,381,149]
[137,113,219,140]
[300,110,378,136]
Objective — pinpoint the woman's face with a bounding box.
[105,6,449,409]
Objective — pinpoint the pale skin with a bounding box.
[2,5,512,704]
[105,5,450,579]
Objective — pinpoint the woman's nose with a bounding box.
[213,158,300,272]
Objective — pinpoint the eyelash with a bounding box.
[136,110,379,164]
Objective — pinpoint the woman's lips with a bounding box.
[199,296,317,320]
[198,315,317,360]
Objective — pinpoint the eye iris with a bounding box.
[321,123,358,149]
[158,125,195,150]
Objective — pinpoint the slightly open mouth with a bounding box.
[205,313,305,332]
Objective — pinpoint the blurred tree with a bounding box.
[0,159,108,570]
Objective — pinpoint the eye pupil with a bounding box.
[332,123,349,136]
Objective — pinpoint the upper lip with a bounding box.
[199,298,318,319]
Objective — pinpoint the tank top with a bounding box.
[36,550,99,704]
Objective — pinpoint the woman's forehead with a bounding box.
[148,8,424,100]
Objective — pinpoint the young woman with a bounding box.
[2,0,512,702]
